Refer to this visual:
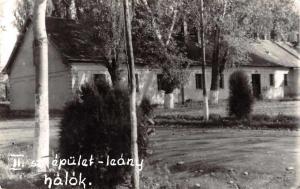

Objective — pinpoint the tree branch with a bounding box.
[140,0,166,48]
[166,9,178,46]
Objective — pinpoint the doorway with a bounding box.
[251,74,261,98]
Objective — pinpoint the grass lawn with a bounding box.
[155,100,300,118]
[0,100,300,188]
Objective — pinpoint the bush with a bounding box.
[139,97,153,117]
[59,82,152,188]
[228,70,254,119]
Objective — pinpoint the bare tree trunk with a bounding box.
[106,58,122,88]
[210,27,220,105]
[63,0,76,19]
[123,0,140,188]
[33,0,49,172]
[180,15,189,105]
[198,0,209,121]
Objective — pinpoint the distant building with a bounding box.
[2,17,300,111]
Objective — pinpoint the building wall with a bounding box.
[8,26,72,111]
[183,66,289,102]
[286,68,300,97]
[70,64,291,106]
[70,64,166,104]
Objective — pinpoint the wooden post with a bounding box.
[32,0,50,172]
[123,0,140,188]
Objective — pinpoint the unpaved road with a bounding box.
[144,128,300,189]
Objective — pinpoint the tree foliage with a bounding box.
[59,82,152,188]
[132,0,191,94]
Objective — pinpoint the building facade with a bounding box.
[3,17,300,111]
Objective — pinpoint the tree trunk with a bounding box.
[180,15,189,105]
[210,27,220,105]
[64,0,75,19]
[106,59,122,88]
[123,0,140,188]
[164,92,174,109]
[198,0,209,121]
[32,0,49,172]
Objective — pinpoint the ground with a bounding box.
[143,128,299,189]
[0,100,300,188]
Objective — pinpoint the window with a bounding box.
[157,74,163,90]
[135,74,140,92]
[269,74,274,86]
[284,74,288,86]
[94,74,106,85]
[219,74,224,89]
[195,74,203,89]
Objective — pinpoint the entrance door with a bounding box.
[251,74,261,98]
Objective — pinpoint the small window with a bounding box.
[195,74,203,89]
[157,74,163,90]
[269,74,274,86]
[94,74,106,85]
[284,74,288,86]
[219,74,224,89]
[135,74,140,92]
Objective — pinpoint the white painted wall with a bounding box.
[70,64,167,104]
[70,64,291,106]
[183,66,289,102]
[9,26,72,111]
[287,68,300,97]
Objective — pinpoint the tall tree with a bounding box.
[32,0,50,172]
[134,0,190,109]
[123,0,139,188]
[48,0,125,87]
[186,0,297,104]
[198,0,209,120]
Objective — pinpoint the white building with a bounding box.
[2,17,300,112]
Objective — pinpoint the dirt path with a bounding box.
[0,118,60,153]
[143,128,300,189]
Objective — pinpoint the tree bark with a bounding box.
[180,15,189,105]
[164,93,174,109]
[123,0,140,188]
[62,0,75,19]
[32,0,49,172]
[106,58,122,88]
[210,27,220,104]
[198,0,209,121]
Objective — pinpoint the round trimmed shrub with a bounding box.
[228,70,254,119]
[59,82,152,188]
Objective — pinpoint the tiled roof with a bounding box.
[249,40,300,68]
[3,17,105,74]
[46,17,103,61]
[3,17,300,74]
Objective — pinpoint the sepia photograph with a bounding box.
[0,0,300,188]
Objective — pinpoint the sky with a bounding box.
[296,0,300,11]
[0,0,18,70]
